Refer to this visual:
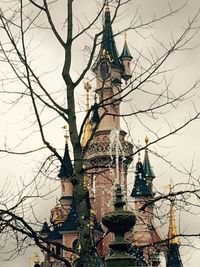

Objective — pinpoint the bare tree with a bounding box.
[0,0,200,266]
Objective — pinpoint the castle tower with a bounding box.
[166,183,183,267]
[40,134,79,266]
[58,129,74,212]
[130,138,162,266]
[84,4,133,256]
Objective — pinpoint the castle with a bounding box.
[35,4,183,267]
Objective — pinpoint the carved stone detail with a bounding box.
[84,131,133,165]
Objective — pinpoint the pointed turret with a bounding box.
[143,136,155,195]
[58,129,74,210]
[58,129,73,179]
[120,33,133,81]
[82,82,92,147]
[166,183,183,267]
[143,136,155,178]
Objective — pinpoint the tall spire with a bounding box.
[82,82,92,147]
[166,182,183,267]
[143,136,155,179]
[95,4,122,69]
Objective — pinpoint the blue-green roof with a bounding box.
[101,9,122,69]
[143,149,155,178]
[120,40,133,59]
[93,8,123,71]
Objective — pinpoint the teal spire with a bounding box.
[120,34,133,59]
[96,5,122,69]
[143,136,155,179]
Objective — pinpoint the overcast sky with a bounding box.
[0,1,200,266]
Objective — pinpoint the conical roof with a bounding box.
[143,137,155,179]
[58,142,73,179]
[120,38,133,59]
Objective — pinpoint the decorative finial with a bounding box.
[33,252,40,264]
[82,81,92,147]
[145,136,149,145]
[105,1,110,12]
[125,32,127,41]
[94,92,97,103]
[137,140,141,162]
[84,81,91,111]
[63,125,69,144]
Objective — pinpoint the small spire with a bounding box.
[63,125,69,144]
[58,127,73,179]
[120,32,133,59]
[82,82,92,147]
[143,136,155,178]
[168,182,181,245]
